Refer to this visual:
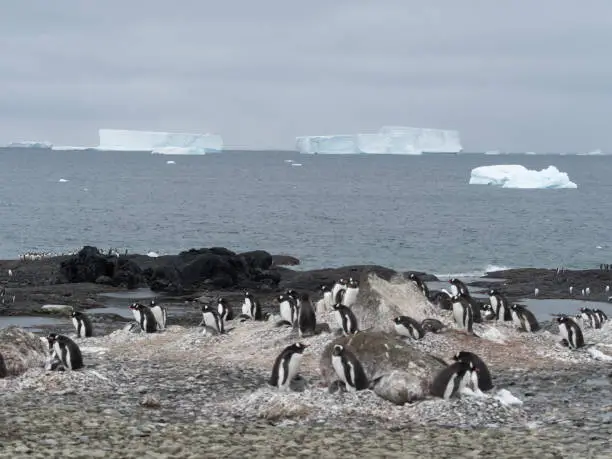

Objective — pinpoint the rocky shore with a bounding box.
[2,247,612,458]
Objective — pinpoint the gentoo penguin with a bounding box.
[408,273,429,299]
[129,302,157,333]
[480,304,495,321]
[217,297,234,322]
[330,344,369,392]
[453,351,493,392]
[320,285,334,309]
[448,280,482,323]
[278,294,295,326]
[510,304,540,332]
[331,279,348,305]
[242,292,262,321]
[70,310,93,338]
[297,293,316,337]
[556,315,584,349]
[46,333,83,371]
[421,318,445,334]
[449,278,469,297]
[201,304,224,334]
[569,286,574,295]
[606,285,610,294]
[488,289,512,321]
[268,342,307,391]
[429,291,452,311]
[579,307,601,329]
[430,360,478,399]
[451,295,473,333]
[149,300,167,331]
[332,303,359,336]
[585,287,591,296]
[392,316,425,340]
[594,308,608,324]
[342,279,360,307]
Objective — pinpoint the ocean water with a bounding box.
[0,148,611,275]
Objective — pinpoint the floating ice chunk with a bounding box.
[98,129,222,154]
[469,165,577,189]
[284,159,294,163]
[494,389,523,406]
[7,141,53,149]
[58,178,69,183]
[166,160,176,164]
[51,145,93,151]
[147,251,160,258]
[291,163,303,167]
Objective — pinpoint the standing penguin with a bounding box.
[201,304,225,334]
[332,303,359,336]
[449,279,482,323]
[452,351,493,392]
[242,292,262,321]
[451,295,473,333]
[409,273,430,299]
[331,279,348,305]
[297,293,317,337]
[392,316,425,340]
[593,308,608,325]
[579,307,601,329]
[449,278,469,297]
[320,285,334,309]
[129,302,158,333]
[330,344,369,392]
[430,360,478,399]
[46,333,83,371]
[268,342,308,391]
[278,294,295,325]
[70,310,93,338]
[149,300,168,331]
[488,289,511,321]
[342,279,360,307]
[217,297,234,322]
[557,315,584,349]
[510,304,540,332]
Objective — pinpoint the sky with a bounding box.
[1,0,611,152]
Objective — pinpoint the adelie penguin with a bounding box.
[241,292,262,321]
[488,289,512,321]
[297,293,316,337]
[510,304,540,332]
[268,342,307,391]
[557,315,584,349]
[201,304,225,334]
[393,316,425,340]
[453,351,493,392]
[129,302,158,333]
[330,344,369,392]
[149,300,167,331]
[46,333,83,371]
[431,360,478,400]
[217,297,234,322]
[71,310,93,338]
[408,273,429,299]
[342,279,360,307]
[332,303,359,336]
[451,295,474,333]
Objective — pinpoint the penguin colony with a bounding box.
[37,272,609,400]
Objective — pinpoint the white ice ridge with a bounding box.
[6,141,53,149]
[469,165,578,189]
[296,125,462,155]
[97,129,223,154]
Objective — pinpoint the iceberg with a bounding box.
[97,129,223,154]
[6,141,53,149]
[297,126,462,154]
[469,165,578,189]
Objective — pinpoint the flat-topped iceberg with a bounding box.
[469,165,578,189]
[98,129,223,154]
[6,141,53,149]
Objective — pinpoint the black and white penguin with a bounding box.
[70,310,93,338]
[557,315,584,349]
[268,342,307,391]
[488,289,512,321]
[448,280,482,323]
[480,304,496,321]
[421,318,445,334]
[449,278,469,297]
[579,307,601,329]
[430,360,477,400]
[320,285,334,309]
[201,304,224,334]
[297,293,316,337]
[451,295,473,333]
[452,351,493,392]
[593,308,608,325]
[429,291,453,311]
[331,279,348,305]
[392,316,425,340]
[129,302,157,333]
[242,292,262,321]
[46,333,83,371]
[510,304,540,332]
[217,297,234,322]
[332,303,359,336]
[149,300,167,331]
[408,273,430,299]
[342,279,360,307]
[278,294,295,325]
[330,344,369,392]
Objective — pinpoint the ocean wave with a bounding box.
[433,264,512,279]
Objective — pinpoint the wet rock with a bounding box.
[272,255,300,266]
[0,326,48,376]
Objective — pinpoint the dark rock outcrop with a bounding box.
[0,326,48,377]
[0,352,6,378]
[271,254,300,266]
[278,265,399,292]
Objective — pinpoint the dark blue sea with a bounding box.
[0,148,610,276]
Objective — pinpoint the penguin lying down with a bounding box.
[430,351,494,400]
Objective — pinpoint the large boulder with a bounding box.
[320,331,446,404]
[0,326,48,377]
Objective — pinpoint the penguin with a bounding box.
[579,307,601,329]
[149,300,167,331]
[585,287,591,296]
[297,293,316,337]
[46,333,83,371]
[448,280,482,323]
[430,360,477,400]
[330,344,369,392]
[408,273,430,298]
[556,315,584,349]
[342,279,360,307]
[510,304,540,332]
[331,279,347,305]
[421,318,445,334]
[451,295,473,333]
[129,302,157,333]
[217,297,234,322]
[593,308,608,324]
[534,288,540,297]
[201,304,224,334]
[480,304,496,321]
[452,351,493,392]
[320,285,334,309]
[392,316,425,340]
[488,289,512,321]
[605,285,610,294]
[449,278,469,297]
[332,303,359,336]
[70,310,93,338]
[278,294,295,325]
[569,286,574,295]
[429,291,453,311]
[242,292,262,321]
[268,342,307,391]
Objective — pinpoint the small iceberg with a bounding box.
[284,159,294,163]
[166,160,176,165]
[58,178,69,183]
[291,163,303,167]
[469,165,577,189]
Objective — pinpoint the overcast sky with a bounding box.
[1,0,611,152]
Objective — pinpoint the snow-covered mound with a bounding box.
[97,129,223,154]
[6,141,53,149]
[469,165,578,189]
